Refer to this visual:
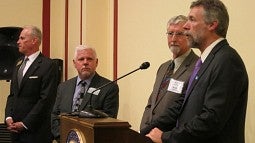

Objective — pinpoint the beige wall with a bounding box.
[0,0,254,142]
[50,0,113,79]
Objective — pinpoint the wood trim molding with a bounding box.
[113,0,118,80]
[42,0,51,57]
[64,0,69,81]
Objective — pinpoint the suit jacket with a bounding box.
[5,53,58,143]
[51,72,119,138]
[140,50,198,130]
[140,40,249,143]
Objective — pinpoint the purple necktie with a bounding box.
[186,58,202,93]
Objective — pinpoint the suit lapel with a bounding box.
[152,61,171,106]
[79,92,91,110]
[153,51,198,108]
[67,78,78,112]
[19,54,42,89]
[79,73,100,110]
[173,50,197,79]
[185,55,213,97]
[182,40,228,107]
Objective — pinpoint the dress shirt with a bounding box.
[72,74,94,110]
[174,49,191,73]
[23,51,40,75]
[200,38,224,63]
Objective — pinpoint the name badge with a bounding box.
[167,78,184,94]
[87,87,100,95]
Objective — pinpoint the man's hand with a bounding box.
[6,118,18,133]
[146,127,163,143]
[13,122,25,132]
[6,118,25,133]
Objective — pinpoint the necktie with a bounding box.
[17,58,29,87]
[156,60,175,101]
[73,81,86,112]
[186,58,202,93]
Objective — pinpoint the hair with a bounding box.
[190,0,229,38]
[167,15,188,28]
[74,45,97,60]
[23,25,42,45]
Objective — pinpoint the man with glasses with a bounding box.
[140,15,198,130]
[141,0,248,143]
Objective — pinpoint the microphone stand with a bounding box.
[79,62,150,118]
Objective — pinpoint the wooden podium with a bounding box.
[60,115,152,143]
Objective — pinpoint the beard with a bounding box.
[186,32,203,49]
[169,45,181,55]
[189,39,199,48]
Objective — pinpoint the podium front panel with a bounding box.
[60,116,152,143]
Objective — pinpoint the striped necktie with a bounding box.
[17,58,29,87]
[73,81,86,112]
[156,60,175,101]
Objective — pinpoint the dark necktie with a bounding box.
[156,60,175,101]
[17,58,29,87]
[186,58,202,93]
[73,81,86,112]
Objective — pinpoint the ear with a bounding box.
[73,59,76,67]
[96,58,98,66]
[32,37,38,45]
[208,21,218,31]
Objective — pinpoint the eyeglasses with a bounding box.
[166,32,186,38]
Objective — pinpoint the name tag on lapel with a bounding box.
[168,78,184,94]
[87,87,100,95]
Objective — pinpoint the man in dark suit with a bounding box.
[141,0,249,143]
[5,26,58,143]
[51,45,119,141]
[140,15,198,130]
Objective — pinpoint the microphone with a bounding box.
[79,62,150,118]
[140,62,150,69]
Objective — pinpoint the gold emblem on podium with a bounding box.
[66,129,86,143]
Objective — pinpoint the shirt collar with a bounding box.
[26,51,40,62]
[76,73,95,86]
[200,38,224,63]
[174,49,191,71]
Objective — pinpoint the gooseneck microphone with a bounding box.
[78,62,150,118]
[139,62,150,69]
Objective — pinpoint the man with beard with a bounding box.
[140,0,248,143]
[140,15,198,130]
[51,45,119,142]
